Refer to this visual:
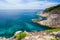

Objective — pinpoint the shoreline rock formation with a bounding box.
[33,10,60,28]
[0,31,54,40]
[38,10,60,28]
[33,4,60,28]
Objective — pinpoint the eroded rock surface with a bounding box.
[33,10,60,28]
[24,32,53,40]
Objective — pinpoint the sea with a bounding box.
[0,9,51,38]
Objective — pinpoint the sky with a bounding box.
[0,0,60,9]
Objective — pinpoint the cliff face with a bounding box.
[38,10,60,28]
[33,4,60,28]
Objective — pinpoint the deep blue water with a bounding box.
[0,10,51,38]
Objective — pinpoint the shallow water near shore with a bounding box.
[0,9,51,38]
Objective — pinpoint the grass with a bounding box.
[45,28,60,33]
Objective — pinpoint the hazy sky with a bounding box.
[0,0,60,9]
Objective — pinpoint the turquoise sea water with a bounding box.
[0,10,51,38]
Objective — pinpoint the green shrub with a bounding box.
[51,38,57,40]
[14,32,26,40]
[51,38,60,40]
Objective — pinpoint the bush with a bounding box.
[51,38,57,40]
[51,38,60,40]
[14,32,26,40]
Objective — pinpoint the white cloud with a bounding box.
[0,0,59,9]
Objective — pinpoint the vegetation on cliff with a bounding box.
[45,28,60,33]
[13,32,26,40]
[44,4,60,12]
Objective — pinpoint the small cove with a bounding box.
[0,10,51,38]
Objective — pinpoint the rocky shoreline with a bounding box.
[0,29,60,40]
[24,32,53,40]
[0,31,54,40]
[33,10,60,28]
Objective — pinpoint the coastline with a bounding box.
[0,31,54,40]
[32,11,60,28]
[0,29,59,40]
[0,5,60,40]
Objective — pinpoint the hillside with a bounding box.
[33,4,60,28]
[44,4,60,12]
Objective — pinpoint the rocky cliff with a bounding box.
[33,4,60,28]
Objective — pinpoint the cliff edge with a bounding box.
[33,4,60,28]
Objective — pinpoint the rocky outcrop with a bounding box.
[24,32,53,40]
[33,10,60,28]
